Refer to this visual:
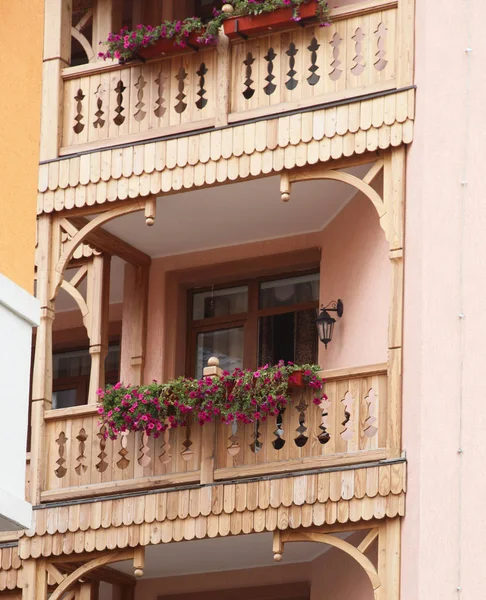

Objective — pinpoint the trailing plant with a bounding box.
[99,0,331,62]
[97,362,327,440]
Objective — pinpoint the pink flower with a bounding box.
[97,407,104,414]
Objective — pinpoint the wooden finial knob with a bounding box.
[134,568,144,578]
[145,217,155,226]
[281,192,290,202]
[208,357,220,367]
[274,553,283,562]
[222,3,234,13]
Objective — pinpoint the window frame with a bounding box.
[186,269,319,376]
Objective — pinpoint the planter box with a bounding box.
[138,32,206,60]
[223,2,319,40]
[288,370,305,389]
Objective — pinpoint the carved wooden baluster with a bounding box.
[55,431,68,478]
[286,42,299,90]
[75,428,88,475]
[329,33,343,81]
[307,37,320,86]
[93,84,105,129]
[181,420,194,462]
[341,391,355,442]
[294,393,309,447]
[351,27,366,76]
[264,48,277,96]
[227,420,241,459]
[175,67,188,114]
[73,89,85,134]
[117,431,130,469]
[243,52,256,99]
[134,75,147,122]
[138,433,151,467]
[364,389,378,438]
[159,426,173,465]
[113,80,126,126]
[272,407,286,450]
[96,427,108,473]
[374,22,388,71]
[317,396,331,445]
[196,63,208,109]
[250,420,262,453]
[154,71,166,117]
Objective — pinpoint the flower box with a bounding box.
[137,31,206,60]
[288,370,305,389]
[223,2,319,40]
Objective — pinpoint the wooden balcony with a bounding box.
[59,0,400,155]
[41,364,389,502]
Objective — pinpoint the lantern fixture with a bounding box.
[315,300,344,349]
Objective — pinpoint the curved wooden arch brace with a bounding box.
[273,530,381,594]
[71,27,95,63]
[280,161,389,243]
[52,200,146,301]
[49,550,133,600]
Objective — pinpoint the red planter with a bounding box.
[223,3,319,40]
[138,32,206,60]
[288,370,305,389]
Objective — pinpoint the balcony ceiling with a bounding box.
[99,167,370,258]
[112,531,331,579]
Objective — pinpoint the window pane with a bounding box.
[259,273,319,309]
[258,309,318,367]
[53,349,91,379]
[52,389,78,410]
[195,327,244,378]
[193,286,248,320]
[105,344,121,373]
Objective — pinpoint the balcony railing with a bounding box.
[41,364,388,502]
[60,0,398,155]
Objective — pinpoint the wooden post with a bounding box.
[41,0,72,160]
[30,216,55,503]
[216,30,231,127]
[376,519,401,600]
[22,559,48,600]
[200,357,222,484]
[397,0,415,87]
[93,0,123,54]
[86,254,111,403]
[120,264,149,386]
[384,147,405,459]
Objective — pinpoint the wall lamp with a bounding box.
[315,300,344,348]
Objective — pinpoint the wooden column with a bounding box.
[22,559,48,600]
[86,254,112,403]
[93,0,123,54]
[41,0,72,160]
[31,216,55,503]
[120,264,149,386]
[200,358,222,484]
[384,147,406,459]
[376,519,401,600]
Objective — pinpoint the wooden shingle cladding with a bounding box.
[0,545,22,591]
[18,462,405,559]
[37,89,414,214]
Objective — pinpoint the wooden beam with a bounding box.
[68,217,151,266]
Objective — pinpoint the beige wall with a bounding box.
[139,193,389,384]
[0,1,43,293]
[402,0,486,597]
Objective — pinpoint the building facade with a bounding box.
[0,1,42,531]
[0,0,484,598]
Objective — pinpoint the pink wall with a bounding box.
[402,0,486,598]
[142,193,389,384]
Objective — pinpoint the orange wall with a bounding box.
[0,1,43,293]
[140,192,389,384]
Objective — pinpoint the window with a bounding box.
[188,272,319,377]
[52,344,121,409]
